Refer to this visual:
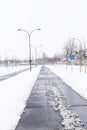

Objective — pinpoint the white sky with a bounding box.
[0,0,87,59]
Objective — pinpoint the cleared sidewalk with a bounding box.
[15,66,87,130]
[15,66,62,130]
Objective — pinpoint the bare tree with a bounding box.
[63,43,69,60]
[63,42,70,69]
[76,41,86,72]
[63,39,77,69]
[63,39,77,58]
[78,44,83,72]
[68,39,77,54]
[83,40,87,73]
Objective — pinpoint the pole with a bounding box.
[29,34,31,71]
[31,45,42,67]
[73,38,82,72]
[17,28,41,71]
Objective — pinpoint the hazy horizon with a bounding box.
[0,0,87,59]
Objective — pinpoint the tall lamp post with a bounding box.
[32,45,42,66]
[72,38,82,72]
[17,28,41,71]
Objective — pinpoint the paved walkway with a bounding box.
[15,66,87,130]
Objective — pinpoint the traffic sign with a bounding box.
[69,54,75,60]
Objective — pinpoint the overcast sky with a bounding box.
[0,0,87,59]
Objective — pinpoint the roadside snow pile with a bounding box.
[47,65,87,100]
[49,86,85,130]
[0,66,41,130]
[0,65,29,76]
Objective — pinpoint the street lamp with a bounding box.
[72,38,82,72]
[72,38,82,45]
[17,28,41,71]
[31,45,42,66]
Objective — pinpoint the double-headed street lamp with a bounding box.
[17,28,41,71]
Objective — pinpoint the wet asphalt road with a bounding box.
[0,68,29,81]
[15,66,87,130]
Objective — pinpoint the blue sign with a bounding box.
[58,58,61,61]
[69,54,75,60]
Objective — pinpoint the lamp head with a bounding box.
[37,28,41,31]
[17,29,22,31]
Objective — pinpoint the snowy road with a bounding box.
[15,66,87,130]
[0,68,29,81]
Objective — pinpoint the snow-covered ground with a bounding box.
[0,65,41,130]
[0,64,87,130]
[0,65,29,76]
[49,86,85,130]
[47,64,87,100]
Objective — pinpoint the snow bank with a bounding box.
[47,64,87,100]
[0,65,29,76]
[0,66,41,130]
[49,86,85,130]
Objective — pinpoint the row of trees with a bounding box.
[40,38,87,73]
[62,38,87,73]
[38,38,87,65]
[63,38,87,61]
[0,38,87,70]
[0,58,29,66]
